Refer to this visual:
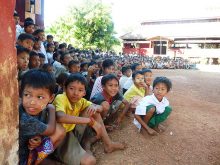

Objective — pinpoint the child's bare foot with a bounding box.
[105,125,114,132]
[146,127,158,136]
[104,142,126,153]
[153,124,166,133]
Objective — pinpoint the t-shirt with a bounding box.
[90,76,103,99]
[123,77,133,90]
[91,92,123,115]
[123,84,145,102]
[119,75,130,93]
[133,94,169,131]
[53,93,92,132]
[19,105,48,164]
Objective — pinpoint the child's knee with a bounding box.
[102,101,110,112]
[148,106,156,114]
[56,124,66,140]
[81,153,96,165]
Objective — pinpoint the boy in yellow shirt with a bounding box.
[53,73,125,165]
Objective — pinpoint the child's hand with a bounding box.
[87,104,102,116]
[139,82,147,88]
[28,136,42,150]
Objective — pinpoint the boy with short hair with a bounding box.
[14,12,23,39]
[19,69,65,164]
[44,34,54,48]
[46,43,55,64]
[38,53,46,68]
[124,71,148,111]
[24,21,35,34]
[33,29,47,63]
[142,68,153,95]
[17,33,35,51]
[28,51,40,69]
[90,59,115,99]
[91,74,130,126]
[53,73,125,165]
[33,37,42,53]
[54,51,73,77]
[68,60,80,74]
[123,63,143,93]
[119,66,132,94]
[16,45,30,80]
[16,45,30,72]
[134,76,172,135]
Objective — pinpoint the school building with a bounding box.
[120,17,220,64]
[15,0,44,28]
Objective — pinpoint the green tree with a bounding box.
[47,0,120,51]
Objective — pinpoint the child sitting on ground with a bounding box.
[19,69,65,165]
[91,74,130,129]
[53,73,125,165]
[134,76,172,135]
[124,71,149,112]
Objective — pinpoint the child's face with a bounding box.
[25,25,35,34]
[103,65,115,75]
[22,86,54,116]
[144,72,153,86]
[38,32,45,41]
[48,46,55,52]
[55,54,61,62]
[30,56,40,69]
[17,52,29,71]
[134,74,145,87]
[135,65,142,71]
[46,66,54,73]
[33,41,42,50]
[125,69,132,77]
[39,57,45,66]
[69,64,80,74]
[65,81,86,103]
[103,79,119,97]
[63,54,73,66]
[47,38,53,43]
[14,16,20,25]
[153,83,168,102]
[18,39,34,51]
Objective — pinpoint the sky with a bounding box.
[44,0,220,35]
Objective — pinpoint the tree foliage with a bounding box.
[46,0,120,51]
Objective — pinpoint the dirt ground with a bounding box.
[93,69,220,165]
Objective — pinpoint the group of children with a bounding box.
[15,15,173,165]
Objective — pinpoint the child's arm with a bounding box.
[86,104,103,116]
[56,111,102,137]
[56,111,91,124]
[116,99,130,124]
[134,114,158,135]
[41,104,56,136]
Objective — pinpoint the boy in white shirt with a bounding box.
[134,76,172,135]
